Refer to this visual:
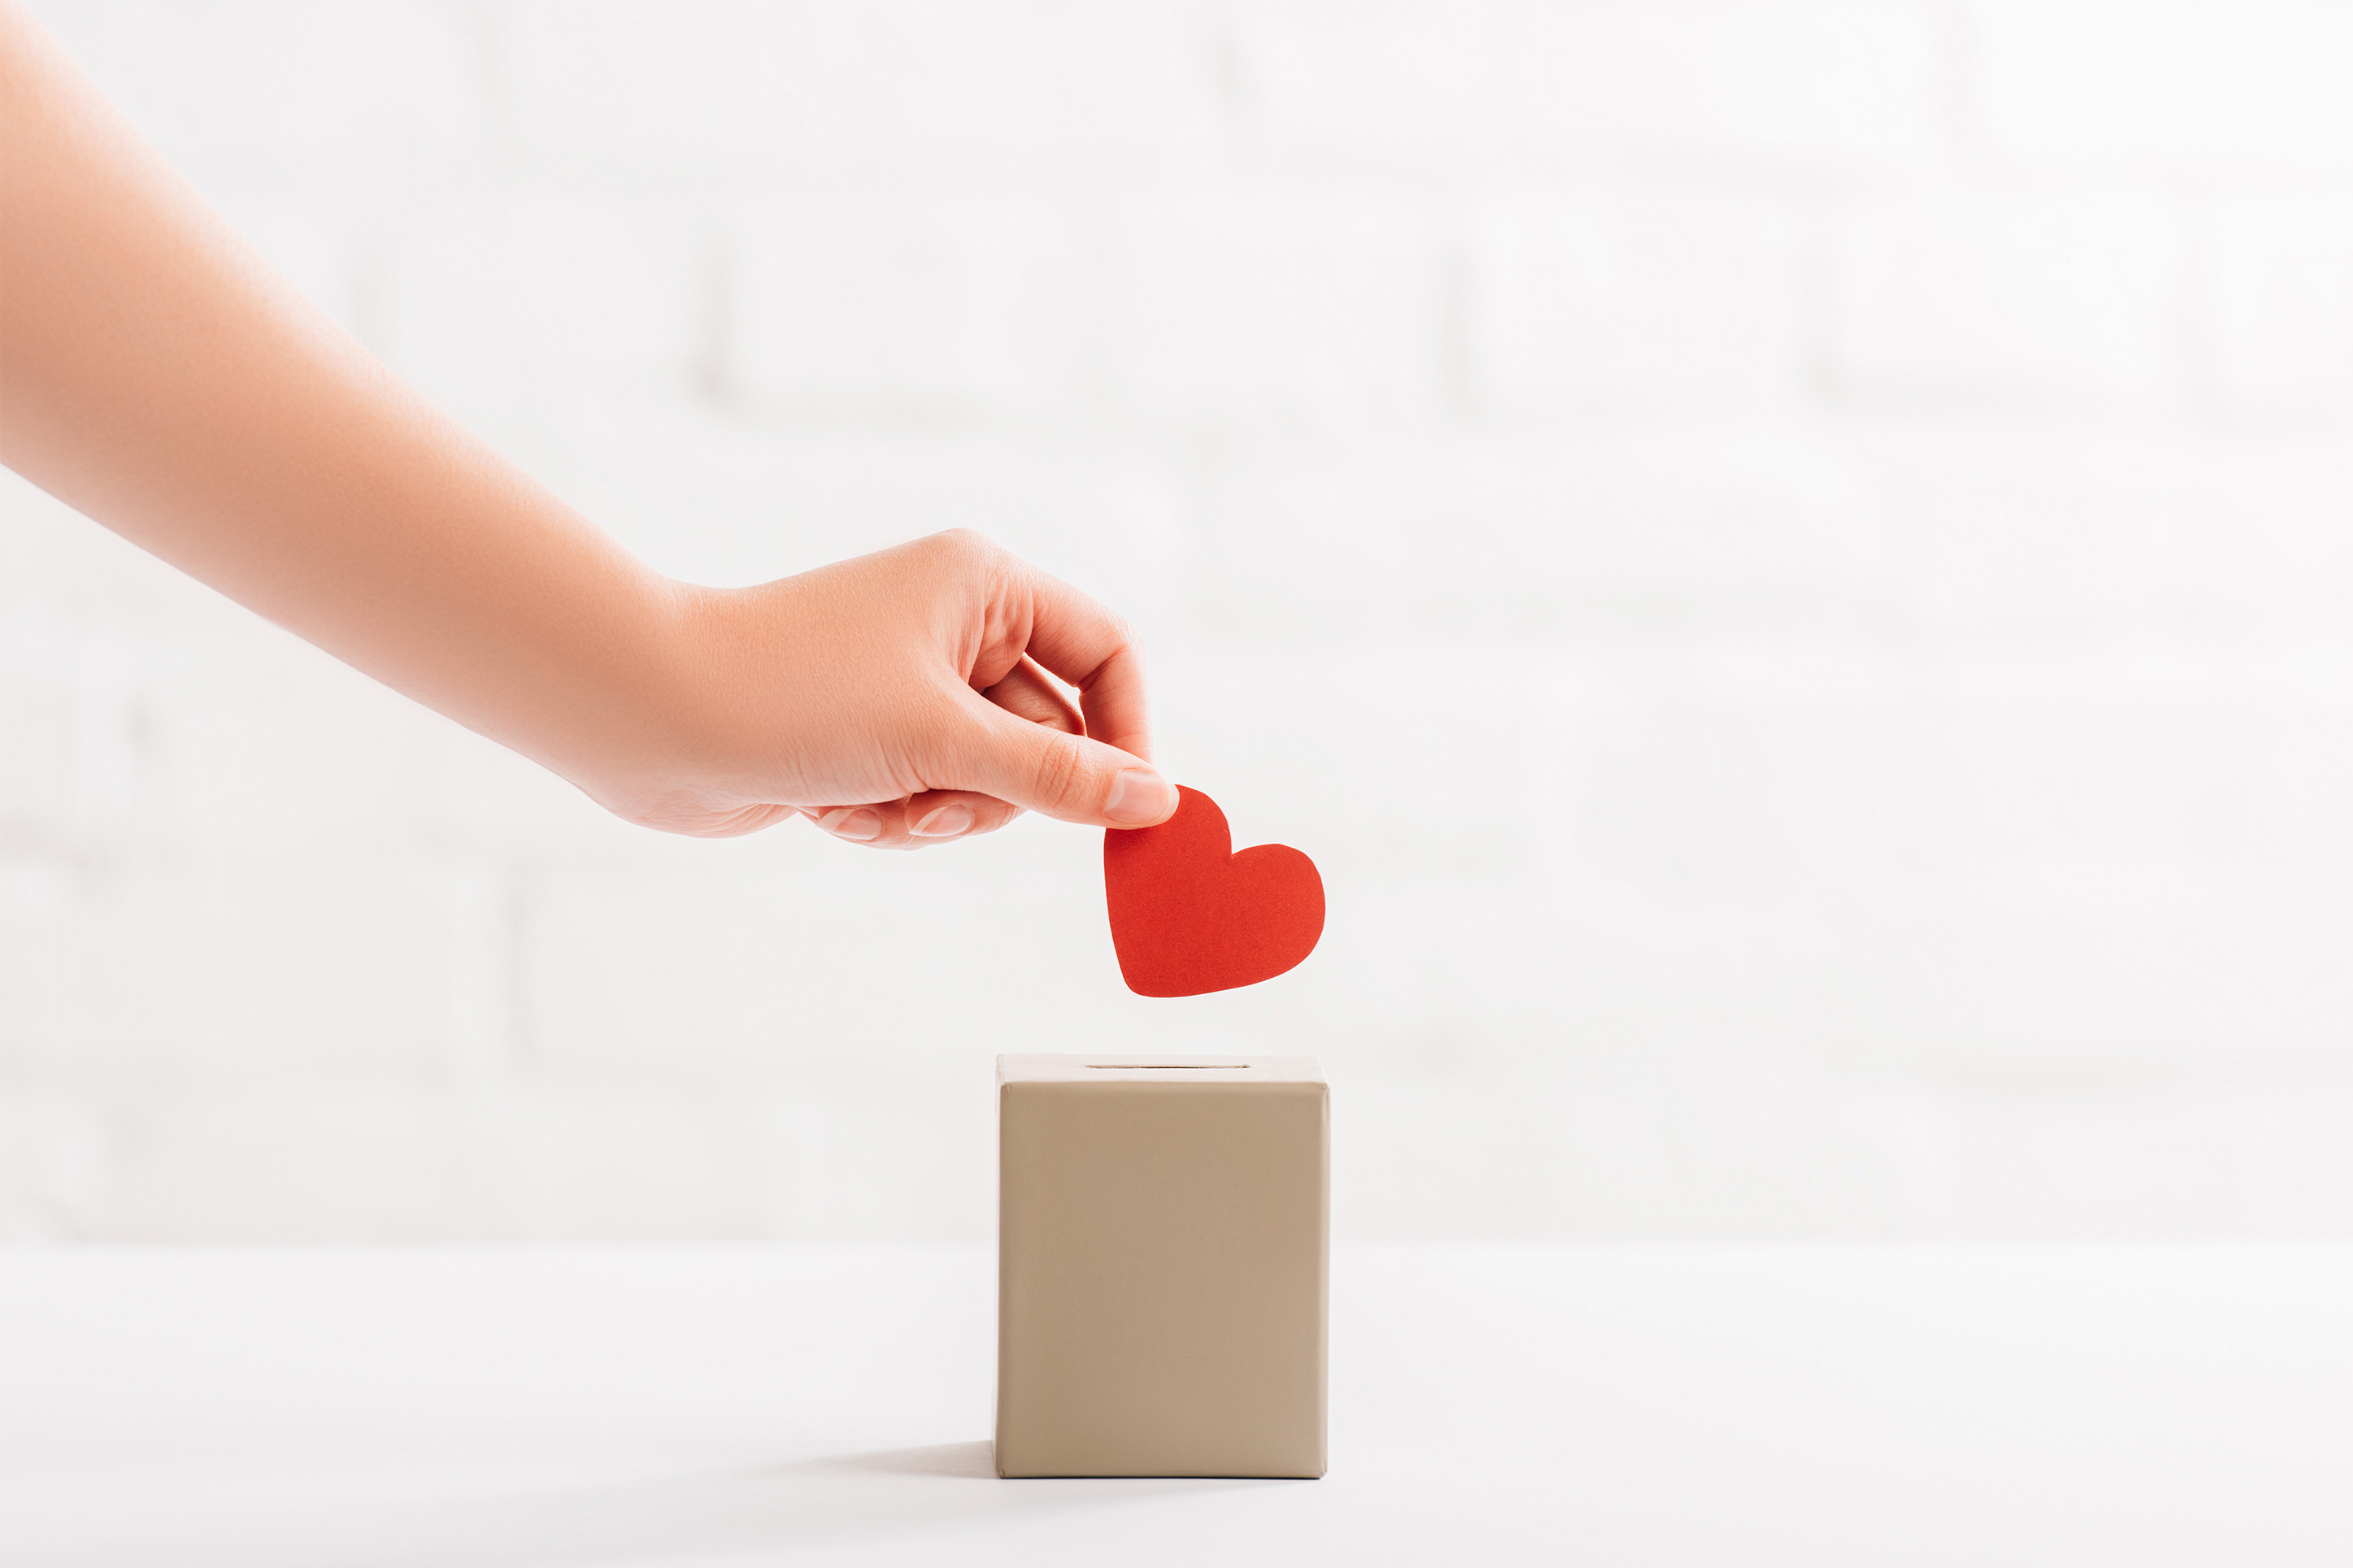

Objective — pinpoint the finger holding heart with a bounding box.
[804,655,1085,849]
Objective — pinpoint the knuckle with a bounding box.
[925,527,998,570]
[1098,610,1139,650]
[1084,618,1144,688]
[1028,733,1087,807]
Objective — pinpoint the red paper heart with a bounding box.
[1104,786,1324,998]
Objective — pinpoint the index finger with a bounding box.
[1016,564,1153,764]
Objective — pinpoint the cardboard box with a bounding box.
[994,1053,1329,1479]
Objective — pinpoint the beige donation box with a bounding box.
[994,1054,1329,1479]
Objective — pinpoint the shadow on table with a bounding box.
[807,1439,1003,1479]
[420,1440,1270,1566]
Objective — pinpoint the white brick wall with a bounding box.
[1471,193,1806,418]
[2203,194,2353,419]
[1833,192,2186,408]
[9,1,2353,1242]
[33,0,487,191]
[1236,1,1949,176]
[499,1,1203,185]
[1973,1,2353,172]
[382,196,710,415]
[733,199,1090,418]
[1114,193,1449,428]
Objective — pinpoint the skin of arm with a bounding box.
[0,2,1176,848]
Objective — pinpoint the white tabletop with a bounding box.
[2,1244,2350,1566]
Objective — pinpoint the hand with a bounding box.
[594,530,1179,848]
[0,11,1167,853]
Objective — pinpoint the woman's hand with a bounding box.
[600,531,1176,848]
[0,7,1173,853]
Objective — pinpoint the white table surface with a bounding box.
[2,1243,2350,1566]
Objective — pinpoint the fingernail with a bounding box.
[820,808,883,841]
[1104,768,1176,826]
[911,804,974,838]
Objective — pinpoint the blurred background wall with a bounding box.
[8,1,2353,1242]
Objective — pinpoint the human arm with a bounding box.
[0,2,1175,845]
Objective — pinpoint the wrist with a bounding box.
[548,567,722,823]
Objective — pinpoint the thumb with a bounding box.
[949,689,1178,828]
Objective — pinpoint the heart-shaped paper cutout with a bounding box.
[1104,786,1324,997]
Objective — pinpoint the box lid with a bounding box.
[997,1053,1324,1086]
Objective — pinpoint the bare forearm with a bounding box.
[0,2,1172,846]
[0,2,687,797]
